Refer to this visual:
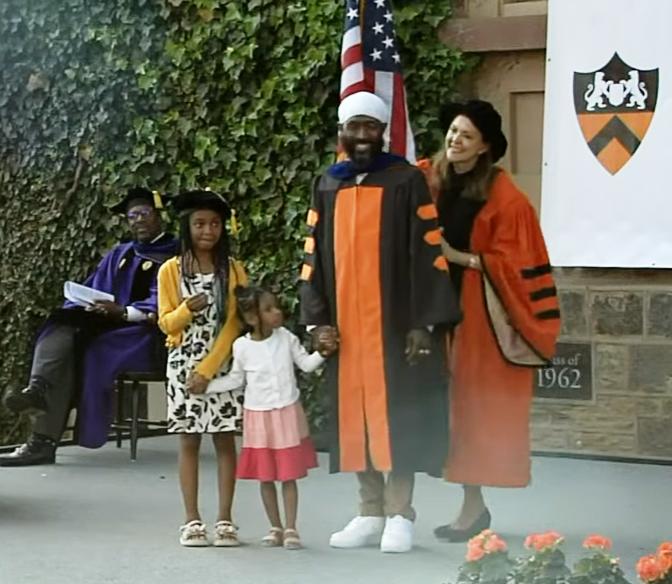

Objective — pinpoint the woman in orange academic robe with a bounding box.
[418,100,561,542]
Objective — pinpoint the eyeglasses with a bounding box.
[127,208,154,221]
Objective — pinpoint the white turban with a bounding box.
[338,91,389,125]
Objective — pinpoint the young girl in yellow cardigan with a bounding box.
[158,189,247,547]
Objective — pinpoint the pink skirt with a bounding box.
[237,401,318,482]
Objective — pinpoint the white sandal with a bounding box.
[283,528,303,550]
[213,520,240,547]
[179,520,209,547]
[261,527,284,547]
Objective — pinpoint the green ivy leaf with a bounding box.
[0,0,467,445]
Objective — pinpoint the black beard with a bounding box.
[343,139,384,170]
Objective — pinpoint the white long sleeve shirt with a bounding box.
[206,327,325,411]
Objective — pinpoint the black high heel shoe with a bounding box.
[433,508,491,543]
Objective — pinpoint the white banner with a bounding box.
[541,0,672,267]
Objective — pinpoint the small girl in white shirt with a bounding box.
[190,285,334,550]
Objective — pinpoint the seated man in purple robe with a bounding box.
[0,188,178,466]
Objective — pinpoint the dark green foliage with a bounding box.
[0,0,467,444]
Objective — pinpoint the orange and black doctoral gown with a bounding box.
[419,161,561,487]
[299,155,461,476]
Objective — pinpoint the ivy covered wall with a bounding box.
[0,0,467,445]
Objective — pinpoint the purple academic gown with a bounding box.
[52,234,177,448]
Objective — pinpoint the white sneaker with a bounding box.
[380,515,414,553]
[329,516,385,548]
[179,520,209,547]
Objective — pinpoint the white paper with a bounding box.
[64,281,114,308]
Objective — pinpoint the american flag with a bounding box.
[340,0,416,162]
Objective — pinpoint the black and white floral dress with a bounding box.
[166,272,244,434]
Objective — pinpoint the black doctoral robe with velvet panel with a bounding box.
[300,159,461,475]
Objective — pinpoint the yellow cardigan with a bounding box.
[157,256,248,379]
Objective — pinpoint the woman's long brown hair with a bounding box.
[431,144,498,203]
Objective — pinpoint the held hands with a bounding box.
[440,236,460,263]
[311,326,431,363]
[405,328,432,365]
[91,300,125,320]
[186,372,209,395]
[312,325,340,357]
[440,234,480,270]
[186,293,209,312]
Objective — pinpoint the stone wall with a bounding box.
[531,268,672,460]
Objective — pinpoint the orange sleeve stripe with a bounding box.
[307,209,319,227]
[424,229,442,246]
[433,256,449,272]
[417,203,438,221]
[300,264,313,281]
[304,237,315,254]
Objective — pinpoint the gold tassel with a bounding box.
[230,209,240,237]
[152,190,163,209]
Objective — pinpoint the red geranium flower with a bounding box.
[484,535,508,554]
[637,554,665,583]
[583,534,613,551]
[466,545,486,562]
[524,531,564,552]
[465,530,508,562]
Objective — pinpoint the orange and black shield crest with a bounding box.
[574,53,658,174]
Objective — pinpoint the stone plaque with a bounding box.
[534,342,592,400]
